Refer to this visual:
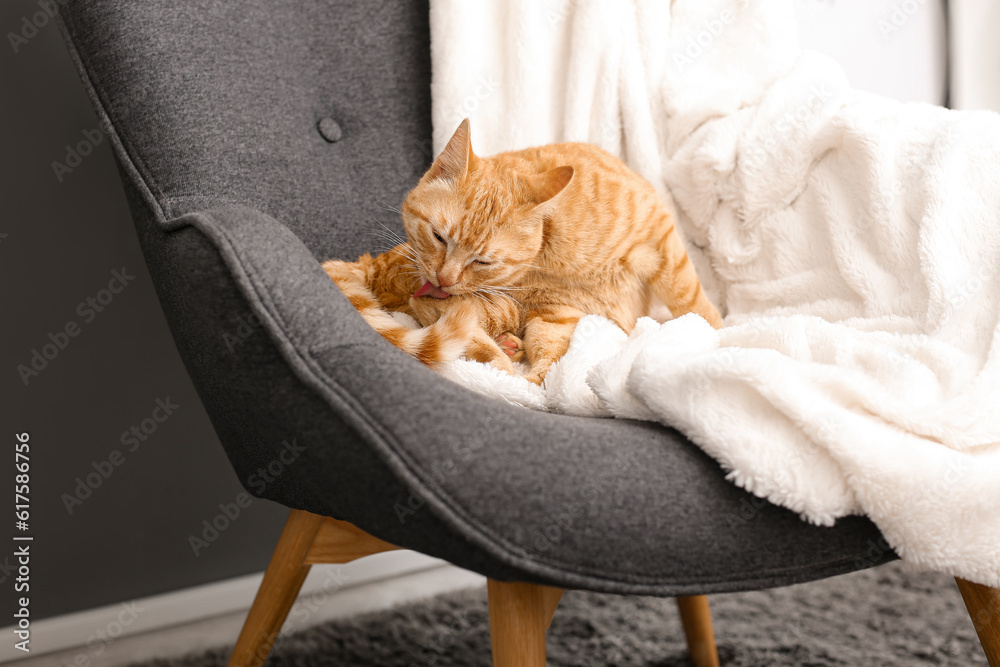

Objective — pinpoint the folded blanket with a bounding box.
[430,0,1000,587]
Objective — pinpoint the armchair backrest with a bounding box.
[59,0,432,260]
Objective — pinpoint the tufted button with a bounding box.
[317,117,342,143]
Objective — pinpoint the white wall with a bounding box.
[794,0,947,105]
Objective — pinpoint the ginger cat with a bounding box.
[323,119,721,384]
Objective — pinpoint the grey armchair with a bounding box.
[57,1,999,666]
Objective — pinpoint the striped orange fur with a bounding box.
[322,247,473,368]
[323,119,721,383]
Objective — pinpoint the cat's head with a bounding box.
[400,119,573,297]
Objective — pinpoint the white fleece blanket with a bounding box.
[429,0,1000,587]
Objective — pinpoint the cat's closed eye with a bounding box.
[433,231,447,244]
[473,259,492,266]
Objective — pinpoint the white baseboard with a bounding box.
[0,550,482,664]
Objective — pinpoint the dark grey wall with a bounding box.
[2,0,288,620]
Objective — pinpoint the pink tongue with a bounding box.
[413,281,451,299]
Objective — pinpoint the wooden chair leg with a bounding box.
[488,580,564,667]
[676,595,720,667]
[228,510,324,667]
[957,578,1000,667]
[229,510,401,666]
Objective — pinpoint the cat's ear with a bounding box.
[426,119,478,181]
[526,166,574,204]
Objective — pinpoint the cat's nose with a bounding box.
[437,272,457,288]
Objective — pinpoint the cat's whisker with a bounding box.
[369,213,401,227]
[486,285,530,292]
[393,244,418,259]
[377,201,404,215]
[367,234,407,251]
[365,227,400,240]
[482,285,514,295]
[388,248,420,267]
[371,233,407,248]
[477,287,519,307]
[368,216,408,244]
[369,240,407,253]
[470,290,494,306]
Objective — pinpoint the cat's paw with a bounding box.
[524,372,544,386]
[496,332,525,362]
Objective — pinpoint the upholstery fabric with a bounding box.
[56,0,895,596]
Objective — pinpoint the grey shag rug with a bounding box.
[137,561,986,666]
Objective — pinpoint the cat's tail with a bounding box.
[323,259,473,367]
[356,304,475,367]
